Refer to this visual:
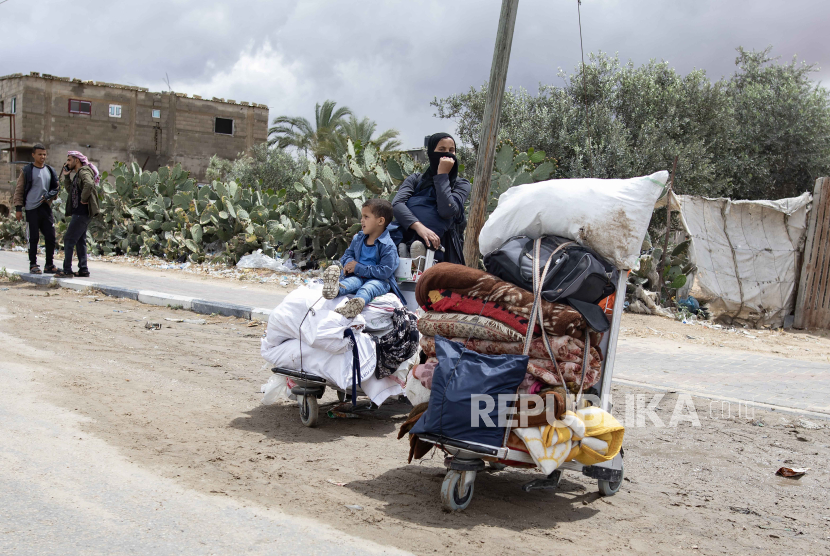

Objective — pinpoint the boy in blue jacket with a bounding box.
[323,198,406,318]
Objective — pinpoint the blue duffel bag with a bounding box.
[410,335,528,448]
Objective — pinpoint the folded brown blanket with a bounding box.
[527,359,600,388]
[421,356,599,389]
[419,336,601,368]
[415,263,593,341]
[424,289,535,336]
[519,390,566,426]
[417,312,525,342]
[398,402,433,463]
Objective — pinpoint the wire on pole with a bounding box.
[577,0,593,177]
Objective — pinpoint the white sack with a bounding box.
[362,293,403,333]
[479,171,668,269]
[265,284,366,354]
[260,336,402,406]
[676,192,811,328]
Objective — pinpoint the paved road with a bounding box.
[0,250,286,311]
[0,355,409,556]
[615,338,830,416]
[3,248,829,417]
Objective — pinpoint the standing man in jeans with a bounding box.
[55,150,100,278]
[13,143,60,274]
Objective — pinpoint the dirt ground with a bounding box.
[623,313,830,364]
[1,280,829,555]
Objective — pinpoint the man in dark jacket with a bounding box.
[55,150,100,278]
[13,143,60,274]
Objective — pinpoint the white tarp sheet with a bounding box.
[669,191,811,327]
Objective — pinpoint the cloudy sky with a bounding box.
[2,0,828,148]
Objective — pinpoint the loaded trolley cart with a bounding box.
[270,366,373,428]
[410,265,628,512]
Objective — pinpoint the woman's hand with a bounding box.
[411,222,441,250]
[436,156,455,175]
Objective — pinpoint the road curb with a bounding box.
[95,284,140,301]
[7,268,263,321]
[191,299,251,319]
[56,278,98,292]
[251,308,273,322]
[137,290,194,310]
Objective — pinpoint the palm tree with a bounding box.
[332,116,402,157]
[268,100,352,161]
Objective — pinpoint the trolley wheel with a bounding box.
[598,461,623,496]
[337,390,351,403]
[298,395,319,428]
[488,462,507,471]
[440,470,476,511]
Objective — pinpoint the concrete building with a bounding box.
[0,72,269,215]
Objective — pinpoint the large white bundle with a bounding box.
[362,293,403,333]
[264,283,366,354]
[260,336,403,406]
[479,171,668,269]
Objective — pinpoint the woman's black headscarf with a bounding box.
[419,132,458,190]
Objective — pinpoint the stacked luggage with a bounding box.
[400,170,670,511]
[260,283,419,426]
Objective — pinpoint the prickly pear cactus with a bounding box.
[35,143,417,265]
[488,140,558,214]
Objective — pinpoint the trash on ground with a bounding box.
[776,467,809,478]
[327,410,360,419]
[326,479,347,486]
[798,418,823,430]
[183,318,207,325]
[236,250,297,272]
[144,322,161,330]
[164,317,184,322]
[344,504,363,511]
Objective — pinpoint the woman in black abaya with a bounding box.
[389,133,471,264]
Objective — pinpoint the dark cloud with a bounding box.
[3,0,828,149]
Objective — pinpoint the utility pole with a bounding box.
[463,0,520,267]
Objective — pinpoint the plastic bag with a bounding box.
[237,249,296,272]
[261,373,293,404]
[479,171,668,269]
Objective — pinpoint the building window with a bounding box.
[10,96,16,114]
[69,99,91,115]
[109,104,122,118]
[0,100,4,113]
[214,117,234,135]
[152,109,161,119]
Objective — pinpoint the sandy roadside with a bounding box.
[1,280,828,555]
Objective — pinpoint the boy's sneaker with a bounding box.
[322,263,342,300]
[76,269,90,278]
[335,297,365,319]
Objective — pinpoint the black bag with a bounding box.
[483,235,618,332]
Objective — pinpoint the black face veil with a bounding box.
[425,132,458,184]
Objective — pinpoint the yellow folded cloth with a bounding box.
[514,406,624,475]
[572,405,624,465]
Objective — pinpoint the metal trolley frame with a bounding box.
[417,270,628,511]
[270,367,374,428]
